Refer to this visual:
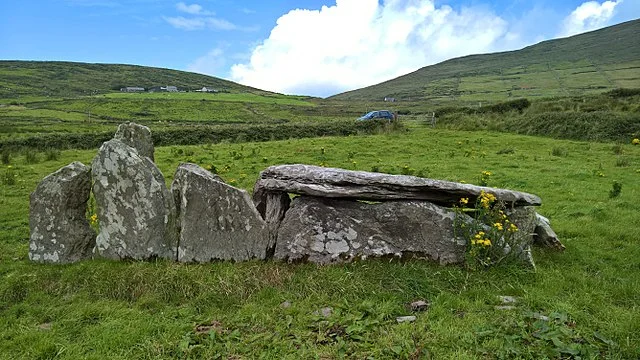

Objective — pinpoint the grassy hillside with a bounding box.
[1,128,639,358]
[331,19,640,103]
[0,61,271,98]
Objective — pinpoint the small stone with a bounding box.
[281,301,292,309]
[495,306,517,311]
[396,316,417,323]
[410,300,430,312]
[498,296,517,304]
[314,307,333,318]
[530,313,550,321]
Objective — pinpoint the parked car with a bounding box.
[357,110,396,121]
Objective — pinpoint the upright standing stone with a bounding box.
[171,163,269,262]
[253,186,290,257]
[534,214,565,251]
[113,122,155,161]
[29,162,95,263]
[92,140,177,260]
[275,196,470,264]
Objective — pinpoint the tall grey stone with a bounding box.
[275,196,470,264]
[255,164,542,207]
[503,206,537,268]
[92,140,177,260]
[171,163,269,262]
[113,122,154,161]
[29,162,95,263]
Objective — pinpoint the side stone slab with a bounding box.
[29,162,96,263]
[92,140,177,260]
[171,163,269,262]
[275,196,471,264]
[113,122,155,161]
[255,164,542,207]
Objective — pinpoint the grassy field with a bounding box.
[1,126,639,358]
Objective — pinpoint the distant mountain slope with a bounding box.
[0,61,269,98]
[330,19,640,102]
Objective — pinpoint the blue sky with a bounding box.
[1,0,638,97]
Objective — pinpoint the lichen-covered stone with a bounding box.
[113,122,154,161]
[275,196,470,264]
[504,206,537,268]
[92,140,177,260]
[171,163,269,262]
[29,162,95,263]
[255,164,542,207]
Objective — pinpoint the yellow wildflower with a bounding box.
[459,198,469,205]
[481,170,492,177]
[493,222,503,231]
[632,138,640,145]
[508,223,518,232]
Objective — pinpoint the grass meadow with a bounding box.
[1,126,639,359]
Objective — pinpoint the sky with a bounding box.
[1,1,638,97]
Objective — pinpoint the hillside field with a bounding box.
[1,126,639,359]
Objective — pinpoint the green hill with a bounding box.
[0,61,269,98]
[330,19,640,103]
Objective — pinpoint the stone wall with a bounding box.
[29,122,563,265]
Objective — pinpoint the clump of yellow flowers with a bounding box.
[632,138,640,145]
[454,189,521,269]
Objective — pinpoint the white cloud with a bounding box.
[229,0,518,97]
[164,16,238,31]
[187,47,228,77]
[176,2,204,15]
[560,0,622,37]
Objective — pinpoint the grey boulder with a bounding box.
[255,164,541,207]
[92,140,177,260]
[171,163,269,262]
[275,196,470,264]
[534,214,565,250]
[29,162,95,263]
[113,122,155,161]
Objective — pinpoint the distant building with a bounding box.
[121,87,145,92]
[195,87,217,93]
[384,97,397,102]
[163,86,178,92]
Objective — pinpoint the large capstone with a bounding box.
[255,164,542,208]
[171,163,269,262]
[275,196,470,264]
[92,140,177,260]
[29,162,95,263]
[113,122,155,161]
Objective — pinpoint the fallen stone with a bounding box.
[280,301,292,309]
[534,214,565,251]
[396,316,417,323]
[255,164,541,207]
[315,307,333,318]
[495,306,517,311]
[498,296,517,304]
[92,140,177,260]
[410,300,430,312]
[171,163,269,262]
[29,162,95,264]
[113,122,155,161]
[275,196,470,265]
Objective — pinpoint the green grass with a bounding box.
[1,127,639,358]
